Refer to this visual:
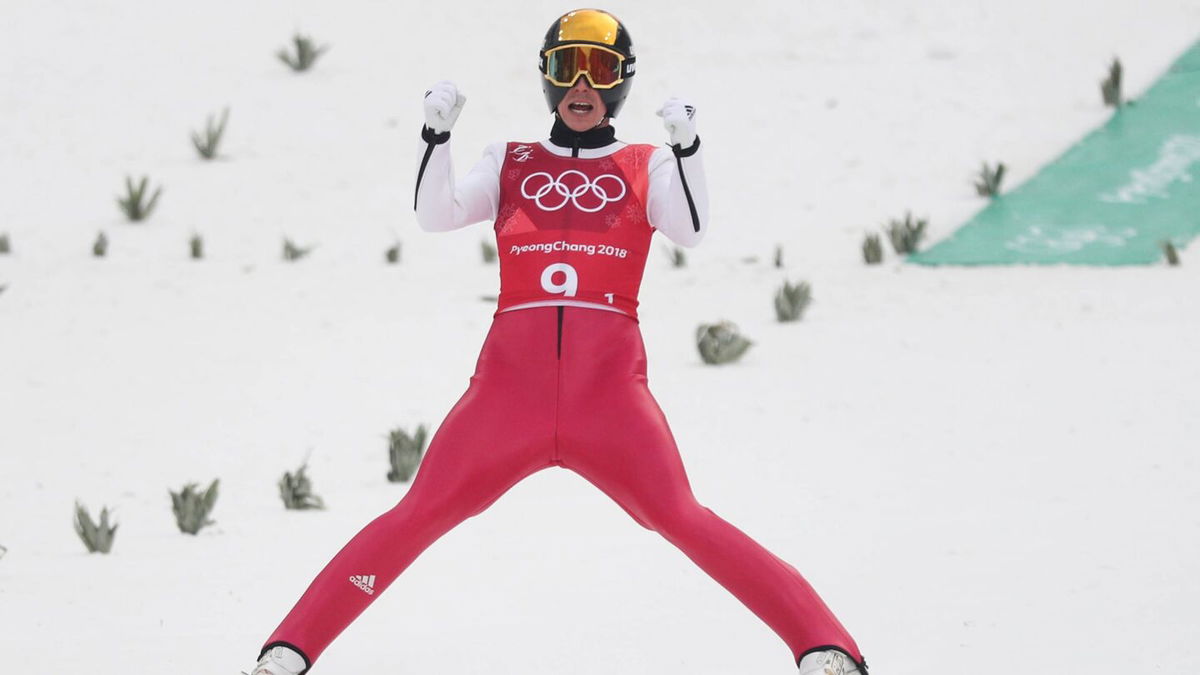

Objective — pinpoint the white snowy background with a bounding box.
[2,1,1199,673]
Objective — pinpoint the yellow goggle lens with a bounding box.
[543,44,625,89]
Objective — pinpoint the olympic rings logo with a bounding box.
[520,170,627,213]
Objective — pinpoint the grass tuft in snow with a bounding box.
[387,425,428,483]
[116,175,162,222]
[385,241,402,264]
[74,502,117,554]
[974,161,1006,197]
[279,462,326,510]
[1101,57,1123,107]
[481,239,497,264]
[773,244,784,268]
[92,231,108,258]
[0,233,10,254]
[774,280,813,322]
[190,233,204,260]
[0,544,6,559]
[665,245,687,268]
[885,211,928,255]
[283,238,313,262]
[862,233,883,264]
[170,479,219,535]
[696,320,753,365]
[191,107,229,160]
[1162,240,1180,266]
[278,34,330,72]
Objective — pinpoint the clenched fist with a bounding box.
[656,97,697,148]
[423,81,467,134]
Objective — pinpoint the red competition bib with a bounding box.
[494,141,657,319]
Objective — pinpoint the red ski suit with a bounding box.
[262,127,863,670]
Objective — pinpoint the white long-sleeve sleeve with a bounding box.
[413,138,504,232]
[646,143,709,248]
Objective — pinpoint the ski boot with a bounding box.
[798,648,866,675]
[246,645,307,675]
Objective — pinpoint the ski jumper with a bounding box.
[261,120,864,672]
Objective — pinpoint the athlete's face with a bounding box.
[556,77,608,132]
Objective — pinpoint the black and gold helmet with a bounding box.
[538,9,636,118]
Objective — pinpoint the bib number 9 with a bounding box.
[540,263,578,297]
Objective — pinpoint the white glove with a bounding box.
[656,97,697,148]
[423,81,466,134]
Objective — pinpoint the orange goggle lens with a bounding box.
[543,45,627,89]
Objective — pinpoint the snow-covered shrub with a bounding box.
[190,233,204,260]
[117,175,162,222]
[665,245,686,268]
[92,231,108,258]
[974,162,1006,197]
[885,212,927,255]
[279,463,326,510]
[1101,58,1123,107]
[278,34,329,72]
[774,280,813,322]
[1162,241,1180,266]
[170,479,219,535]
[387,425,428,483]
[481,240,497,264]
[385,242,401,264]
[862,233,883,264]
[0,233,10,254]
[74,502,117,554]
[192,108,229,160]
[283,238,313,261]
[696,321,753,365]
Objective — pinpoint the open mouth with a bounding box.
[567,101,594,114]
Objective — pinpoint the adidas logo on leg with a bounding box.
[349,574,376,595]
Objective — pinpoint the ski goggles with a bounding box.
[540,44,635,89]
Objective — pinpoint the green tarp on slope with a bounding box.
[911,39,1200,266]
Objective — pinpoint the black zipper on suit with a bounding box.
[556,306,564,359]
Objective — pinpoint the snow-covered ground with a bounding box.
[2,1,1199,673]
